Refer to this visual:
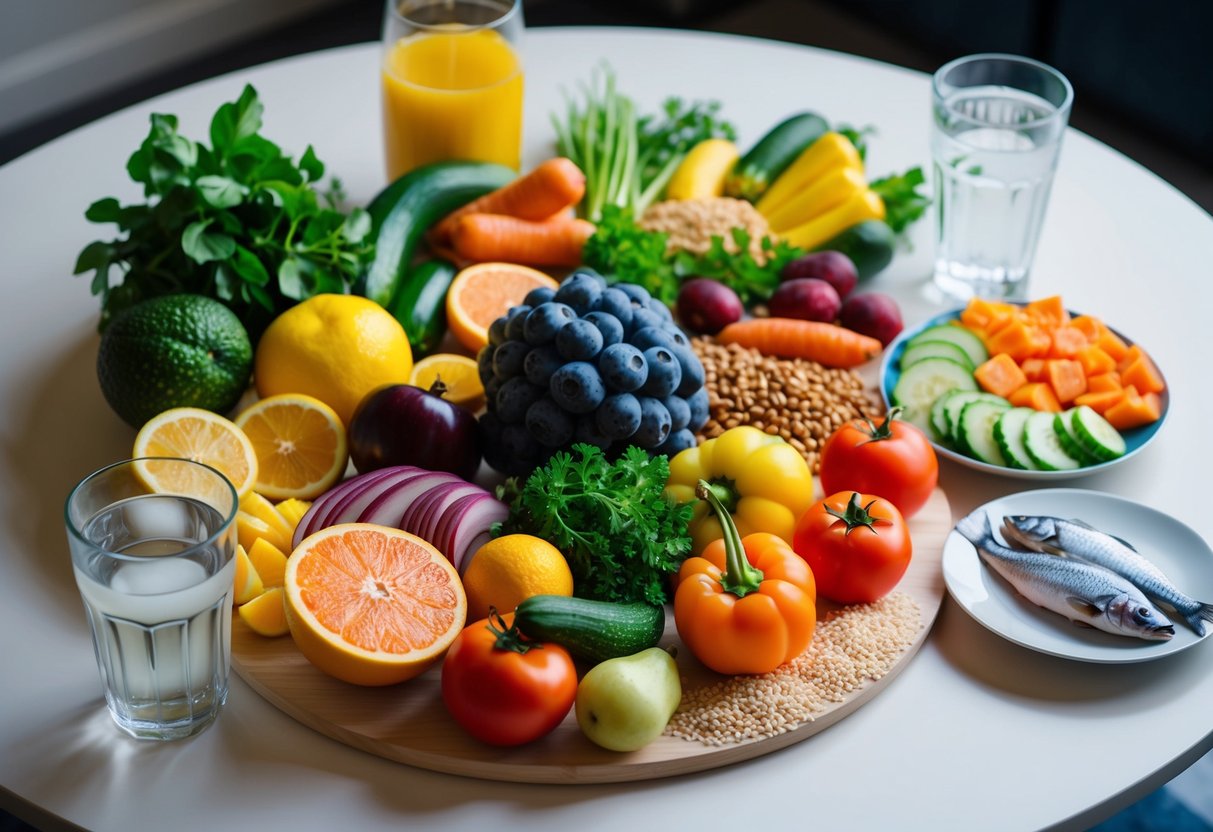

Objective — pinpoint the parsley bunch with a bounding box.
[74,85,372,335]
[501,444,693,606]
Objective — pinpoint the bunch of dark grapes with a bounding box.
[478,269,709,475]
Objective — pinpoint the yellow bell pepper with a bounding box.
[781,188,886,250]
[755,132,864,218]
[666,138,740,200]
[765,166,868,233]
[664,426,814,555]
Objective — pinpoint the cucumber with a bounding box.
[900,340,975,372]
[388,258,456,358]
[890,357,977,428]
[724,112,829,202]
[994,407,1039,470]
[1023,411,1083,471]
[513,595,665,664]
[906,324,988,368]
[944,392,1009,453]
[813,219,895,280]
[1072,405,1127,461]
[1053,410,1099,466]
[929,390,956,444]
[359,160,515,308]
[957,400,1011,466]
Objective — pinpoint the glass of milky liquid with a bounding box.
[931,54,1074,300]
[65,458,238,740]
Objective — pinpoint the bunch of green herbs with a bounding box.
[552,65,735,222]
[74,85,373,335]
[581,205,802,305]
[499,443,693,606]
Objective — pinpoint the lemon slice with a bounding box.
[409,353,485,412]
[133,407,258,498]
[234,394,348,500]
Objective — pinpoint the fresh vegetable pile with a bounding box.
[68,77,979,757]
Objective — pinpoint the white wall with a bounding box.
[0,0,348,132]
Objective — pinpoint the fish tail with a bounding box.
[956,510,993,547]
[1184,604,1213,637]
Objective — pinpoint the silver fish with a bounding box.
[1002,514,1213,636]
[955,509,1175,641]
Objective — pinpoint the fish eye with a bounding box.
[1138,607,1151,617]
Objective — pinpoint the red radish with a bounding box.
[780,251,859,299]
[676,278,744,334]
[840,292,904,347]
[768,278,842,323]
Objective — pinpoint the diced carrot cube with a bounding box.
[1047,326,1088,358]
[1097,329,1130,363]
[1116,343,1144,372]
[1069,315,1107,343]
[961,298,1017,332]
[1027,326,1052,358]
[1046,358,1088,405]
[986,319,1038,362]
[1025,295,1070,329]
[1086,372,1122,393]
[974,353,1028,398]
[1120,352,1166,394]
[1076,344,1117,377]
[1104,385,1162,430]
[1021,358,1047,382]
[1074,389,1126,415]
[1009,382,1062,412]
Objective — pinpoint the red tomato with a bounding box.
[819,409,938,518]
[441,612,577,746]
[792,492,912,604]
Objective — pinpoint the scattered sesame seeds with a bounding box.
[666,592,922,746]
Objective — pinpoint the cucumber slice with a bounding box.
[1072,405,1127,461]
[900,340,975,372]
[907,324,988,368]
[930,390,956,444]
[1054,410,1099,466]
[994,408,1039,470]
[943,392,1010,453]
[890,357,977,428]
[958,400,1011,466]
[1023,411,1083,471]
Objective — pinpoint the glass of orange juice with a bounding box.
[381,0,524,182]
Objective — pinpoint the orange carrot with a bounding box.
[974,353,1027,398]
[715,318,882,368]
[1097,328,1130,363]
[1120,352,1166,394]
[1045,358,1087,404]
[1086,371,1122,393]
[1075,344,1117,376]
[1008,382,1062,412]
[1020,358,1047,382]
[1025,295,1070,328]
[433,157,586,244]
[1105,385,1162,430]
[450,214,595,267]
[1047,325,1087,358]
[1074,389,1126,415]
[1069,314,1107,343]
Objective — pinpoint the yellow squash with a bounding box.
[666,138,740,200]
[781,188,886,250]
[765,166,868,233]
[755,132,863,217]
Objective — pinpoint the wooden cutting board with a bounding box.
[231,488,950,784]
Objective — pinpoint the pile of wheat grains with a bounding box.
[640,197,773,261]
[692,337,880,473]
[665,593,922,746]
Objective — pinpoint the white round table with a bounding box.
[2,27,1211,832]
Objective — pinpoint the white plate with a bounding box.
[943,488,1213,663]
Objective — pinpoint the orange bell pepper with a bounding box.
[674,480,817,676]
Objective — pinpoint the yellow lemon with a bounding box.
[254,294,412,427]
[132,407,258,498]
[461,534,573,620]
[409,353,485,412]
[238,588,290,637]
[235,394,348,500]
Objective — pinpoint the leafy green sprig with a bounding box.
[500,444,693,606]
[74,85,372,333]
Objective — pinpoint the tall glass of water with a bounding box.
[931,54,1073,300]
[65,458,238,740]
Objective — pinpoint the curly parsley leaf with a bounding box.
[502,444,693,606]
[870,166,930,234]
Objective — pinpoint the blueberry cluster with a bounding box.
[478,270,709,475]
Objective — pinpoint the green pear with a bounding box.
[575,647,681,752]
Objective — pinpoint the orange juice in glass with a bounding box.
[381,0,524,181]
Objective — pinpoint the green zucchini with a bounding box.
[813,219,896,280]
[724,112,829,202]
[513,595,665,664]
[389,258,456,358]
[358,160,514,308]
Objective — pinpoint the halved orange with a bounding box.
[234,394,348,500]
[284,524,467,686]
[409,353,485,412]
[445,263,558,353]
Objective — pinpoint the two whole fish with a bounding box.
[1001,514,1213,636]
[954,510,1176,641]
